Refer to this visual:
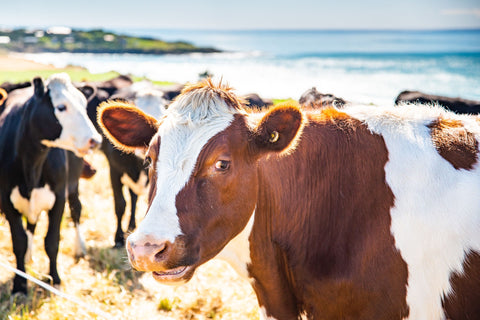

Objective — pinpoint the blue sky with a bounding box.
[2,0,480,30]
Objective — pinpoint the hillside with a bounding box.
[0,27,220,54]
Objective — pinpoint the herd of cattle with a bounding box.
[1,73,480,319]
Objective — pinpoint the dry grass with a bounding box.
[0,151,259,320]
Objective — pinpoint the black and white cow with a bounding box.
[83,79,167,247]
[0,73,101,294]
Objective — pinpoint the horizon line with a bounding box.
[1,25,480,33]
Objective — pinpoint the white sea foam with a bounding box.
[22,51,480,106]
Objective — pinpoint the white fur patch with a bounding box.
[73,223,86,258]
[215,211,255,279]
[344,104,480,319]
[10,185,56,224]
[121,171,148,196]
[134,89,167,120]
[128,89,237,246]
[42,73,101,156]
[260,307,279,320]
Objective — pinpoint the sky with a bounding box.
[1,0,480,30]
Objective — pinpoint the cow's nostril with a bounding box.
[88,138,100,149]
[154,242,168,261]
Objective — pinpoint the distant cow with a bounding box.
[99,79,480,320]
[395,90,480,114]
[82,77,167,247]
[242,93,272,109]
[299,86,346,108]
[0,73,101,294]
[0,80,31,94]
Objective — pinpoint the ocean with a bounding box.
[22,29,480,105]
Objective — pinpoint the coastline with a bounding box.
[0,53,57,71]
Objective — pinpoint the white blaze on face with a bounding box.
[134,89,167,120]
[344,104,480,320]
[128,92,237,245]
[42,73,101,156]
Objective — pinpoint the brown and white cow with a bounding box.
[98,79,480,320]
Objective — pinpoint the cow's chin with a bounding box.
[151,265,196,285]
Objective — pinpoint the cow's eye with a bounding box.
[57,104,67,112]
[215,160,230,171]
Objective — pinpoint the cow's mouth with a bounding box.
[152,265,193,283]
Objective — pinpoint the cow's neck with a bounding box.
[215,211,255,279]
[15,107,50,195]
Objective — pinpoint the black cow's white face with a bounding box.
[39,73,101,156]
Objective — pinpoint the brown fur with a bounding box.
[163,107,408,319]
[80,159,96,179]
[429,118,479,170]
[443,251,480,318]
[246,112,408,319]
[97,100,158,153]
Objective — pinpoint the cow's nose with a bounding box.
[126,237,171,271]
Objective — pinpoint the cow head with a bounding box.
[98,79,304,283]
[33,73,102,156]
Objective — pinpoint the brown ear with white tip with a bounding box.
[250,102,304,157]
[97,100,159,153]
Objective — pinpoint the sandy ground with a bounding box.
[0,54,56,71]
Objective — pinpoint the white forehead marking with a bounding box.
[344,104,480,319]
[42,73,101,155]
[129,87,239,244]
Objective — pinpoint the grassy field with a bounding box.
[0,67,174,87]
[0,58,260,319]
[0,152,260,320]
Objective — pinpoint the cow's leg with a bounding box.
[68,188,86,258]
[25,222,37,264]
[110,167,126,248]
[128,188,137,232]
[44,194,65,286]
[5,210,28,294]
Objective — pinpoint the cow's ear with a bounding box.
[0,88,7,105]
[249,102,304,157]
[33,77,45,98]
[98,100,159,153]
[78,84,97,102]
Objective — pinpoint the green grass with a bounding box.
[0,67,176,87]
[0,68,120,84]
[272,98,297,105]
[130,75,175,87]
